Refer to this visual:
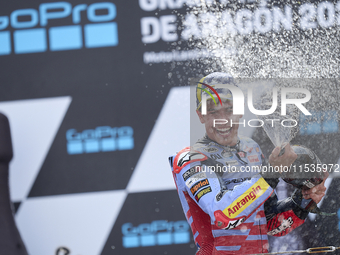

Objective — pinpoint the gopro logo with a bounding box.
[0,2,118,55]
[122,220,190,248]
[66,126,134,155]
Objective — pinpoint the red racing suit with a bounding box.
[169,135,309,255]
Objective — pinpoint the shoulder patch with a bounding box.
[173,147,207,174]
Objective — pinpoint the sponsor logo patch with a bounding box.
[177,152,190,167]
[204,147,218,153]
[182,166,200,181]
[177,152,205,168]
[223,178,270,218]
[226,160,238,166]
[210,154,222,160]
[224,217,246,230]
[244,146,253,153]
[221,150,233,158]
[190,179,209,195]
[247,155,260,163]
[216,190,228,201]
[185,172,207,188]
[195,186,212,202]
[224,178,252,187]
[237,152,246,158]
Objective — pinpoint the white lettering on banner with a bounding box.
[141,15,177,43]
[139,0,158,11]
[159,0,184,10]
[143,48,236,63]
[141,17,160,43]
[254,8,272,33]
[201,13,218,38]
[139,0,230,11]
[273,6,292,32]
[183,7,298,40]
[317,1,335,28]
[138,1,340,49]
[181,14,201,40]
[299,3,318,30]
[235,9,253,35]
[220,11,237,35]
[160,15,178,41]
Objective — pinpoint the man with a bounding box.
[169,72,326,254]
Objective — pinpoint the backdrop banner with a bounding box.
[0,0,339,254]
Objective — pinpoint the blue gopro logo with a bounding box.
[122,220,190,248]
[300,110,338,135]
[0,2,118,55]
[66,126,133,155]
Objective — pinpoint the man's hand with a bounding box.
[268,144,297,170]
[302,172,328,204]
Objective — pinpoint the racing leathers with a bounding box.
[169,135,309,255]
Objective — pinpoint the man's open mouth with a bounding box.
[216,127,232,136]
